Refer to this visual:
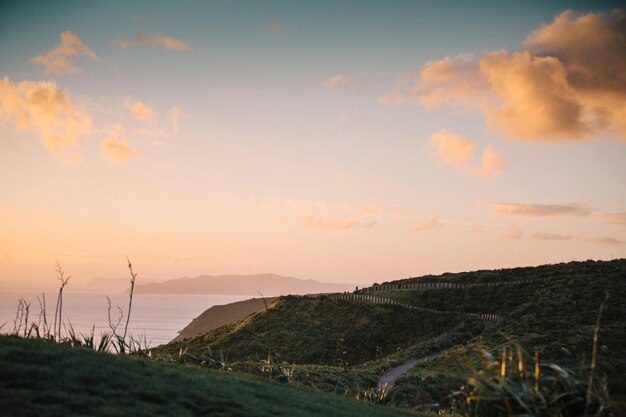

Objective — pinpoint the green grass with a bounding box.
[146,259,625,413]
[157,295,479,367]
[378,260,626,412]
[0,335,423,417]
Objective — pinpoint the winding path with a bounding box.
[378,352,442,391]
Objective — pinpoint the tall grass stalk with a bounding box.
[122,256,137,347]
[585,291,609,417]
[53,260,70,341]
[258,291,273,366]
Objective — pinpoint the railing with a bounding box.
[358,277,550,293]
[330,293,499,322]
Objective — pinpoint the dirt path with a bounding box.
[378,352,442,391]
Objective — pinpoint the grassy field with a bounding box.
[156,294,480,367]
[152,259,625,414]
[5,259,621,415]
[375,259,626,411]
[0,335,422,417]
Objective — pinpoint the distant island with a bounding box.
[134,273,356,295]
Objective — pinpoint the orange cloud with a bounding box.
[31,31,97,75]
[583,236,622,246]
[532,232,573,241]
[429,130,504,177]
[112,32,190,50]
[412,217,443,231]
[429,130,474,165]
[125,100,158,122]
[100,136,137,164]
[359,206,383,216]
[0,76,92,151]
[302,215,375,230]
[385,9,626,140]
[480,145,504,177]
[503,224,523,240]
[596,211,626,225]
[132,128,167,137]
[323,74,348,90]
[477,201,590,217]
[170,107,181,136]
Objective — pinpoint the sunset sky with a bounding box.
[1,1,625,290]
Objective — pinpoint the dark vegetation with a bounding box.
[151,259,624,415]
[155,295,480,366]
[0,335,418,417]
[3,258,624,416]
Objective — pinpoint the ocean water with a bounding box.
[0,291,251,347]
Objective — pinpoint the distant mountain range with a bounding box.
[134,273,355,295]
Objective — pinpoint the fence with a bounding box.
[330,293,499,322]
[358,277,550,293]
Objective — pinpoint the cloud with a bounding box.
[583,236,622,246]
[302,215,376,230]
[412,217,443,231]
[170,107,181,136]
[532,232,573,241]
[428,130,504,177]
[429,130,474,166]
[323,73,348,90]
[112,32,190,51]
[125,100,158,122]
[477,201,590,217]
[480,145,505,177]
[0,76,92,151]
[597,211,626,225]
[359,206,383,216]
[31,31,97,75]
[384,9,626,140]
[100,136,137,164]
[132,128,167,137]
[503,224,523,239]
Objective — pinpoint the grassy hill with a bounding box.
[0,335,421,417]
[153,259,625,413]
[369,259,626,410]
[173,297,279,342]
[156,295,482,367]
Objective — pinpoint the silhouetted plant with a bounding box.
[106,256,139,354]
[53,260,70,341]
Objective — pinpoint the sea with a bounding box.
[0,290,251,347]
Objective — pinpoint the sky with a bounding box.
[1,0,625,290]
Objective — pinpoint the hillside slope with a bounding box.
[0,336,418,417]
[157,295,482,366]
[173,297,279,342]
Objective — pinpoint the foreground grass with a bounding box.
[0,336,421,417]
